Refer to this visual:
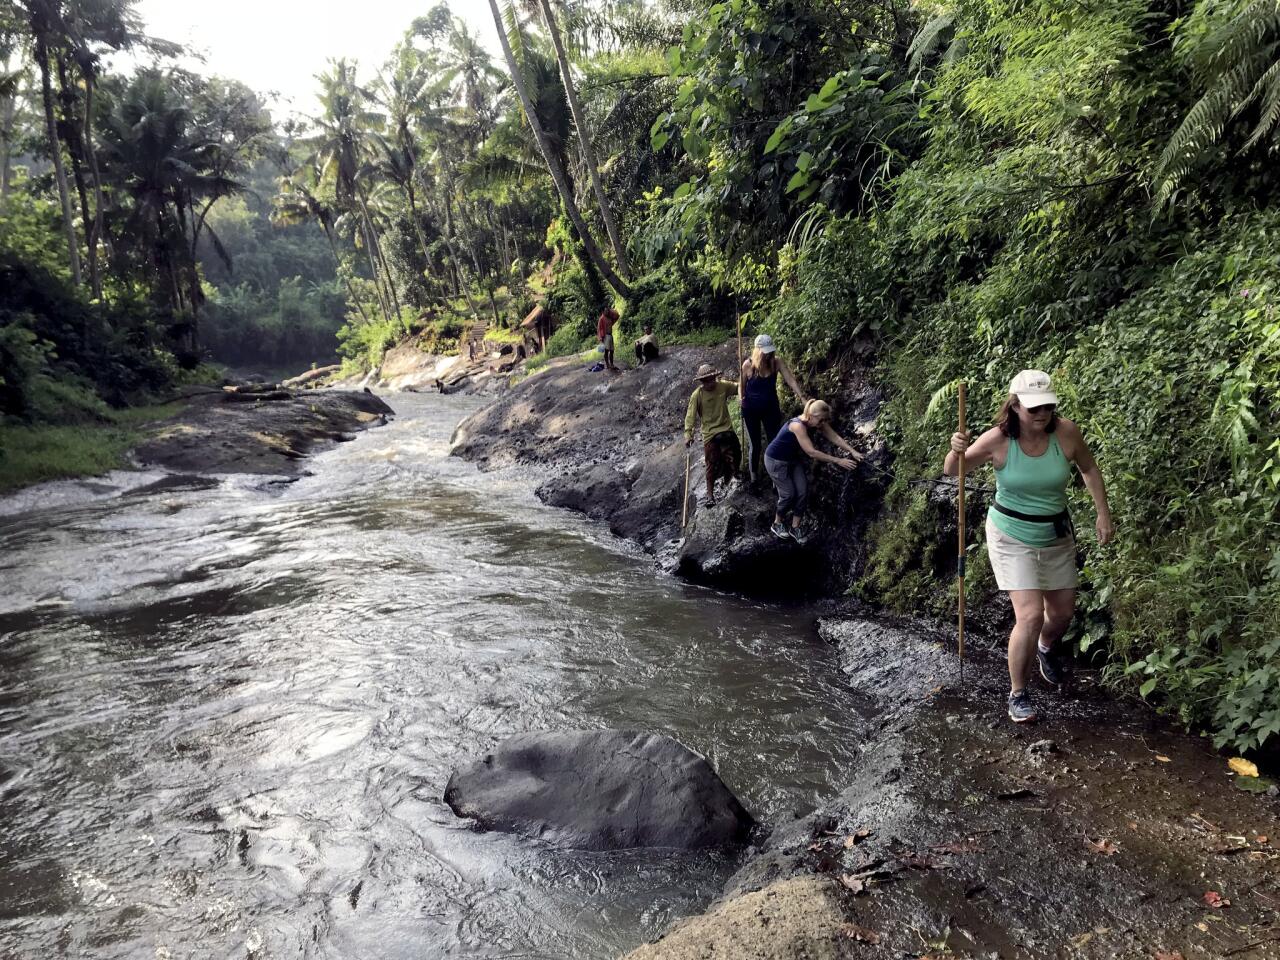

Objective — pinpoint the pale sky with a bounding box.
[126,0,497,117]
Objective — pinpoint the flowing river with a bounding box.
[0,393,869,959]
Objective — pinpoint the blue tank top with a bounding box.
[765,418,805,462]
[742,370,779,412]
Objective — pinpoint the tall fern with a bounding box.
[1156,0,1280,205]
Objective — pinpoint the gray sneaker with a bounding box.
[1008,689,1038,723]
[770,521,792,540]
[1038,646,1066,687]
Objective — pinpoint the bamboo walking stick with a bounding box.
[957,381,968,682]
[681,448,692,530]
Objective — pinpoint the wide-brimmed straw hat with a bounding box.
[693,363,720,381]
[1009,369,1058,407]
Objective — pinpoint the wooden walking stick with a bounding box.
[957,381,968,681]
[681,448,692,530]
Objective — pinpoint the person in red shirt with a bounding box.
[597,308,619,371]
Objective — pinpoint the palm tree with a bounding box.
[19,0,82,286]
[1156,0,1280,204]
[536,0,630,278]
[273,158,373,325]
[98,70,246,352]
[307,59,402,323]
[485,0,630,297]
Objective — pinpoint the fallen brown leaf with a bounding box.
[842,828,871,849]
[1156,754,1172,763]
[840,923,880,944]
[806,842,825,852]
[1195,923,1209,932]
[1257,835,1269,844]
[1086,837,1119,856]
[1202,890,1231,909]
[839,874,867,895]
[1071,932,1094,947]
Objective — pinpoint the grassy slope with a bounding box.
[0,403,185,494]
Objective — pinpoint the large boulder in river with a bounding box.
[444,729,755,851]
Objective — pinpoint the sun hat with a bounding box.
[693,363,720,381]
[1009,369,1058,407]
[754,334,776,354]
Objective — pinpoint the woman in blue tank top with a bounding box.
[943,370,1113,725]
[740,335,806,485]
[764,399,862,543]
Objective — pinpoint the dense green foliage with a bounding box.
[3,0,1278,751]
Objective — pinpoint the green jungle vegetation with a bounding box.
[0,0,1276,753]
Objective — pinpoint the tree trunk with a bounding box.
[360,216,393,322]
[82,71,108,299]
[435,189,485,321]
[538,0,631,279]
[320,218,373,325]
[359,194,403,324]
[34,32,82,287]
[0,82,16,210]
[58,53,101,299]
[485,0,630,298]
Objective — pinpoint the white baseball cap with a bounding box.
[754,334,776,354]
[1009,369,1058,407]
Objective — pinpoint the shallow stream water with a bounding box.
[0,393,869,959]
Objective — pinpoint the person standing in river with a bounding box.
[764,399,861,543]
[944,369,1114,724]
[685,363,741,506]
[740,334,806,486]
[597,308,619,372]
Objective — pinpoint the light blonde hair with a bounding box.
[803,399,831,421]
[748,347,778,377]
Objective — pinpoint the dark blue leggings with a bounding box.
[743,406,782,483]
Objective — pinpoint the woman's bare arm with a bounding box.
[777,356,806,402]
[943,426,1003,476]
[819,422,863,460]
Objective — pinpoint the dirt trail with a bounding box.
[664,615,1280,959]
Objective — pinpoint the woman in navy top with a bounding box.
[764,399,862,543]
[740,334,806,485]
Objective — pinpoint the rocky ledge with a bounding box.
[449,343,888,592]
[132,384,393,476]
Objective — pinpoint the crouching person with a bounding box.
[765,399,861,543]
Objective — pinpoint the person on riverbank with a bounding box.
[597,308,619,372]
[944,369,1114,724]
[684,363,741,506]
[740,334,806,486]
[634,325,660,366]
[764,399,861,543]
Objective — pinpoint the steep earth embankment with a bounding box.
[132,384,393,476]
[449,343,889,593]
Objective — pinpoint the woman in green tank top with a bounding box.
[943,370,1114,725]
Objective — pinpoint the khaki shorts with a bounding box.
[985,517,1079,592]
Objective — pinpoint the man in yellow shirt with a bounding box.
[684,363,741,506]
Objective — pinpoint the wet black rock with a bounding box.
[444,729,756,851]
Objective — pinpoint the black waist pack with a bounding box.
[990,500,1074,540]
